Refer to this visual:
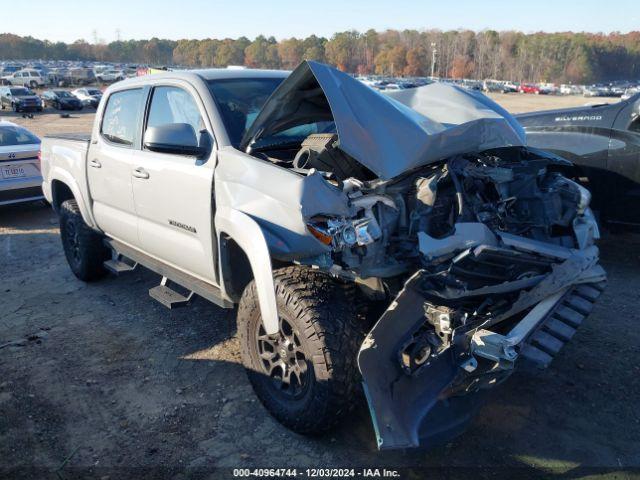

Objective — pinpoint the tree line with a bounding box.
[1,29,639,84]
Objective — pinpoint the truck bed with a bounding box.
[43,133,91,143]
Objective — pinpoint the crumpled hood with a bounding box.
[241,61,526,180]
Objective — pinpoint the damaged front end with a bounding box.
[339,149,605,450]
[240,61,606,450]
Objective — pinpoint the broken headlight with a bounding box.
[306,215,382,249]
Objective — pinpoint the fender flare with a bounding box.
[49,167,98,229]
[215,206,279,335]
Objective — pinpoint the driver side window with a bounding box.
[630,116,640,134]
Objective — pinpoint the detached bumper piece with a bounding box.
[520,282,606,368]
[358,266,606,450]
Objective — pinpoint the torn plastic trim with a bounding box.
[418,222,497,261]
[470,288,567,368]
[358,246,606,450]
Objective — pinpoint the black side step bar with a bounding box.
[104,238,233,310]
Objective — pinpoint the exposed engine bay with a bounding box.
[240,61,606,450]
[292,141,604,449]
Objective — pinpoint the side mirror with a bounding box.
[143,123,208,157]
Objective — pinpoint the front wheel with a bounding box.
[237,266,365,435]
[59,199,109,281]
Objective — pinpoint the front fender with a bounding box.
[215,206,279,335]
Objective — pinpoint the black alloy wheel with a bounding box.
[255,316,310,399]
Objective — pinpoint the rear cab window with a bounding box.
[100,89,144,148]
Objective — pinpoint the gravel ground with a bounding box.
[1,94,638,478]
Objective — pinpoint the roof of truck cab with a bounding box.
[193,68,290,80]
[110,68,290,89]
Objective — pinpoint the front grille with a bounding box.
[450,245,555,290]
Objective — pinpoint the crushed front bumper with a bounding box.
[358,248,606,450]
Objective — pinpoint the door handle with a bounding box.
[132,167,149,179]
[89,159,101,168]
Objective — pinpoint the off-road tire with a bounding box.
[238,266,365,435]
[59,199,109,282]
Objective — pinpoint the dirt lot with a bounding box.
[1,95,639,478]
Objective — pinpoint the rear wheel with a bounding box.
[59,199,109,281]
[237,266,365,434]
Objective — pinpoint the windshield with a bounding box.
[56,91,74,98]
[87,89,101,95]
[9,88,30,96]
[0,125,40,146]
[207,77,284,147]
[253,121,336,149]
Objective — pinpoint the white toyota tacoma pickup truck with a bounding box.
[41,61,606,450]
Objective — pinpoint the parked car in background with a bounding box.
[483,80,518,93]
[560,84,582,95]
[41,90,83,110]
[517,91,640,226]
[47,68,71,87]
[68,68,96,86]
[3,68,46,88]
[518,83,543,94]
[0,86,43,112]
[539,84,559,95]
[483,80,508,93]
[622,87,639,101]
[96,69,124,83]
[502,81,519,93]
[0,121,43,206]
[72,87,103,108]
[583,85,611,97]
[0,64,22,82]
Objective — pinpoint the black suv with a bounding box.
[41,90,83,111]
[0,86,43,112]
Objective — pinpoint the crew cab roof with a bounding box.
[109,68,289,90]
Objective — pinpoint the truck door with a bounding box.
[87,87,144,245]
[606,97,640,224]
[131,84,217,283]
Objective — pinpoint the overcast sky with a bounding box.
[10,0,640,43]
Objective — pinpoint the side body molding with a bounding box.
[215,206,279,334]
